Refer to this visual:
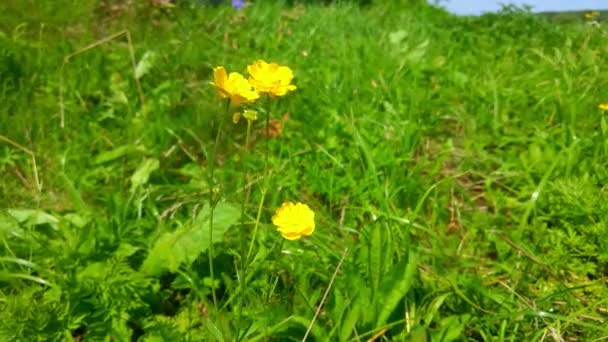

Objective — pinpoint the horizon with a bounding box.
[437,0,608,15]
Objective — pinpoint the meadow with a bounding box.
[1,0,608,340]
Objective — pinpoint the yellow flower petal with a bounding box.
[232,112,242,124]
[281,231,303,240]
[247,60,297,97]
[209,66,259,105]
[212,66,227,88]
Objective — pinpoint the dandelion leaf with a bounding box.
[376,251,417,325]
[7,208,59,230]
[141,203,239,276]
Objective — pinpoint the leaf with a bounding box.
[388,30,407,45]
[433,316,466,342]
[7,208,59,230]
[115,243,141,258]
[135,51,158,79]
[423,293,451,325]
[141,202,239,276]
[130,158,160,193]
[111,316,133,341]
[0,272,52,286]
[93,144,138,165]
[0,257,36,268]
[341,273,372,338]
[0,210,22,237]
[377,251,417,326]
[62,212,91,228]
[404,39,429,64]
[409,325,429,342]
[369,226,383,298]
[288,315,328,342]
[60,172,88,212]
[203,318,224,341]
[338,298,361,341]
[328,289,346,336]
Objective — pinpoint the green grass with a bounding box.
[1,0,608,340]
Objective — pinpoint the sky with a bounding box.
[437,0,608,15]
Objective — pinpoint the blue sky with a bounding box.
[437,0,608,15]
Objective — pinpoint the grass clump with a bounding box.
[1,0,607,340]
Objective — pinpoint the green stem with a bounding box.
[240,119,253,260]
[265,238,285,304]
[245,97,273,265]
[237,118,253,332]
[246,186,267,265]
[208,99,230,308]
[265,96,271,179]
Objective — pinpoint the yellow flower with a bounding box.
[209,66,259,106]
[272,201,315,240]
[232,109,258,124]
[247,60,297,97]
[599,103,608,112]
[232,112,242,124]
[242,109,258,121]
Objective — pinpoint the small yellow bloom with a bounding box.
[209,66,259,106]
[599,103,608,111]
[272,201,315,240]
[232,109,257,124]
[232,112,242,124]
[247,60,297,97]
[242,109,258,121]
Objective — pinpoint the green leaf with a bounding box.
[141,202,239,275]
[377,251,417,326]
[404,39,429,64]
[0,210,21,237]
[423,293,450,325]
[0,272,52,286]
[369,226,383,298]
[93,144,138,165]
[62,212,91,228]
[433,316,466,342]
[135,51,158,79]
[7,208,59,230]
[0,257,36,269]
[388,30,408,45]
[203,317,224,341]
[110,316,133,341]
[289,315,328,342]
[130,158,160,193]
[338,298,361,341]
[408,325,429,342]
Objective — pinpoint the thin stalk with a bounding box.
[246,186,267,265]
[245,97,273,265]
[265,239,285,307]
[265,96,272,179]
[237,117,253,334]
[208,99,230,307]
[302,248,349,342]
[240,119,253,261]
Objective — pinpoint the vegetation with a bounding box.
[1,0,607,340]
